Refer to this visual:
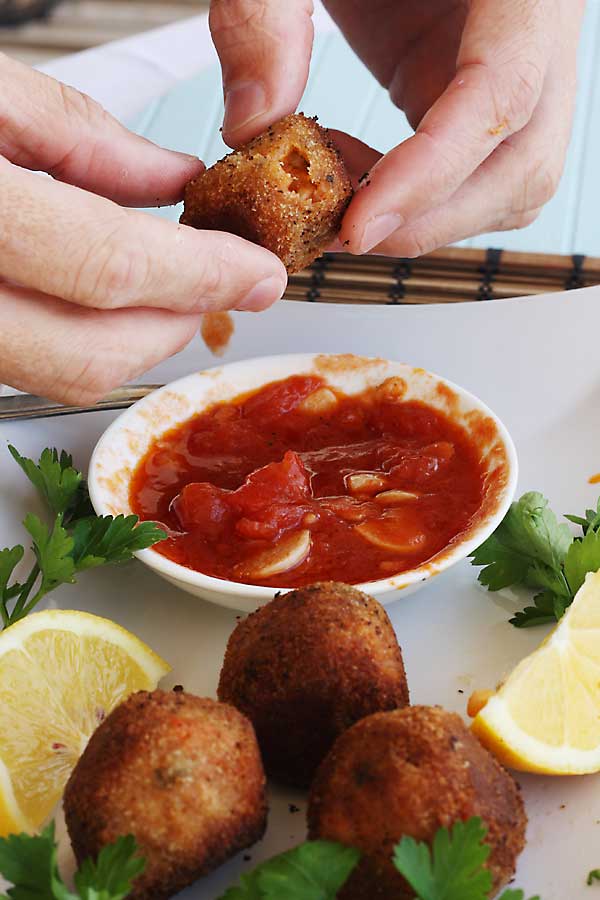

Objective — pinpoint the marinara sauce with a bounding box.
[130,375,486,587]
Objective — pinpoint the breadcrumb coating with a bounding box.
[181,113,353,274]
[64,690,267,900]
[218,582,409,787]
[307,706,527,899]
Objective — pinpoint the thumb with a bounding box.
[210,0,314,147]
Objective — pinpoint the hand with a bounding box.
[0,54,287,404]
[210,0,584,257]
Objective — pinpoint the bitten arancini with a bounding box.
[63,690,267,900]
[180,113,353,273]
[217,582,409,788]
[307,706,527,900]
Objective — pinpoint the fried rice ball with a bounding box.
[307,706,527,899]
[181,113,353,274]
[64,690,267,900]
[217,582,409,788]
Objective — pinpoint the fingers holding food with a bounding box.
[0,51,202,207]
[307,705,527,899]
[181,113,353,273]
[0,159,286,315]
[218,582,409,788]
[63,689,267,900]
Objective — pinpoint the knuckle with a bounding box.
[47,351,119,406]
[393,228,437,259]
[71,225,151,309]
[210,0,271,43]
[56,81,107,130]
[513,208,541,229]
[525,160,560,209]
[497,208,540,232]
[502,63,544,127]
[470,59,543,132]
[194,245,228,306]
[210,0,312,48]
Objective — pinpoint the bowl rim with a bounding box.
[88,353,518,601]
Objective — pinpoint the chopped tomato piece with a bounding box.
[232,451,311,515]
[320,497,382,524]
[236,503,315,541]
[242,375,322,422]
[389,441,455,487]
[172,482,233,537]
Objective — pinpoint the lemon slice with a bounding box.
[471,569,600,774]
[0,610,170,836]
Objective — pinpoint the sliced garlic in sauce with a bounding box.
[242,529,311,579]
[346,473,387,495]
[299,387,338,414]
[375,489,420,504]
[355,519,427,553]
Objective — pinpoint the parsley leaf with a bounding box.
[565,496,600,536]
[219,841,360,900]
[0,446,166,628]
[393,817,492,900]
[564,528,600,597]
[25,514,76,594]
[470,493,572,596]
[587,869,600,886]
[8,446,82,519]
[70,516,166,571]
[0,822,74,900]
[468,534,530,591]
[492,492,571,571]
[0,546,24,627]
[74,835,145,900]
[509,591,568,628]
[0,824,144,900]
[469,490,600,627]
[220,823,539,900]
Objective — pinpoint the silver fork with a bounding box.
[0,385,162,421]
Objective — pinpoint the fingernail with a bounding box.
[359,214,404,253]
[237,275,286,311]
[223,81,268,137]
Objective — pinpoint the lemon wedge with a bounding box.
[471,569,600,774]
[0,609,170,836]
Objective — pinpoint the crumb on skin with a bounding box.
[488,119,509,136]
[181,113,353,274]
[63,690,267,900]
[307,706,527,900]
[217,582,409,788]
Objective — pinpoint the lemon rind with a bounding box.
[0,754,33,835]
[474,695,600,774]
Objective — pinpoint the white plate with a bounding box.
[2,290,600,898]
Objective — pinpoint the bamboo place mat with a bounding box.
[285,247,600,305]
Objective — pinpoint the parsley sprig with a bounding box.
[219,840,360,899]
[220,819,537,900]
[394,818,538,900]
[470,491,600,627]
[0,446,166,628]
[0,819,539,900]
[0,822,144,899]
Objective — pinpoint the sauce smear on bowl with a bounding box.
[130,375,486,587]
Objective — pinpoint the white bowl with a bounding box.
[88,354,518,612]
